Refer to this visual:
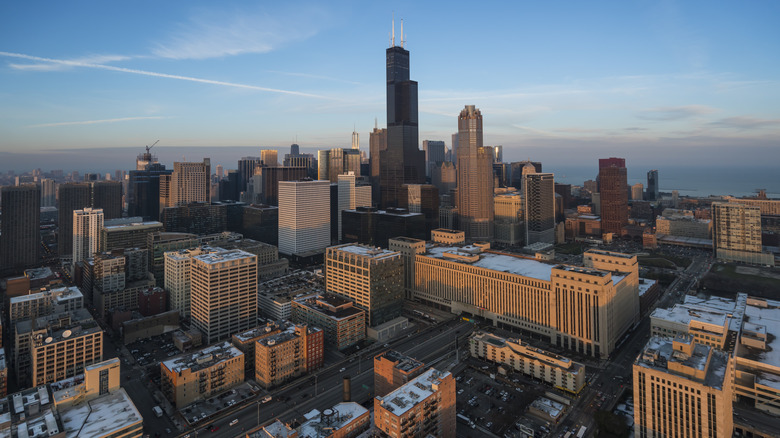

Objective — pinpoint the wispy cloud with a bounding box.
[709,116,780,130]
[635,105,717,121]
[265,70,362,85]
[0,51,328,99]
[27,116,166,128]
[10,54,133,71]
[152,7,327,60]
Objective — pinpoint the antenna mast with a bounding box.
[400,19,405,48]
[390,14,395,47]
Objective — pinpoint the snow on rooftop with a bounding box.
[530,397,564,418]
[162,341,242,374]
[377,368,450,417]
[298,402,368,437]
[652,303,729,328]
[638,278,657,297]
[61,388,141,438]
[333,244,399,259]
[743,297,780,367]
[194,249,255,264]
[426,246,555,281]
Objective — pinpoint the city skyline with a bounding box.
[2,1,780,171]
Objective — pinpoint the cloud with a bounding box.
[152,7,327,60]
[709,116,780,130]
[9,54,132,71]
[635,105,717,121]
[265,70,363,85]
[27,116,166,128]
[0,51,327,98]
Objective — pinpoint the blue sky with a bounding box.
[1,0,779,171]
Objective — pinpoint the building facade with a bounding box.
[325,244,404,326]
[373,350,425,398]
[0,185,40,275]
[291,293,366,351]
[456,105,494,241]
[254,325,324,389]
[72,207,104,269]
[31,323,103,386]
[598,158,628,235]
[190,249,258,344]
[712,202,773,265]
[524,173,556,245]
[278,180,331,256]
[161,342,245,407]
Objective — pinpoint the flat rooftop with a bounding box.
[377,368,450,416]
[298,402,367,437]
[294,294,364,320]
[162,341,243,374]
[376,350,423,373]
[193,249,255,264]
[330,244,400,260]
[233,322,288,343]
[60,388,141,438]
[585,249,635,259]
[637,336,729,389]
[425,245,555,281]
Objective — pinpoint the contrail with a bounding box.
[0,51,326,99]
[27,116,166,128]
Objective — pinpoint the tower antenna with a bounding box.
[391,13,395,47]
[400,19,405,48]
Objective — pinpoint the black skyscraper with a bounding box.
[91,181,122,219]
[0,185,40,275]
[378,26,425,208]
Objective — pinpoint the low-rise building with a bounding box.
[298,402,370,438]
[291,293,365,351]
[469,331,586,394]
[231,322,287,376]
[257,270,324,321]
[8,286,83,323]
[0,348,6,398]
[255,325,323,389]
[30,319,103,387]
[373,367,456,438]
[161,341,244,408]
[373,350,425,398]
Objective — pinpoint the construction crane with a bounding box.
[145,139,159,154]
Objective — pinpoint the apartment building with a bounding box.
[254,325,323,389]
[8,286,84,323]
[291,293,366,351]
[30,320,104,386]
[373,350,425,397]
[161,341,244,407]
[374,368,456,438]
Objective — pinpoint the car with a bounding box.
[165,428,171,434]
[209,425,219,432]
[262,395,272,403]
[339,367,346,372]
[229,419,239,426]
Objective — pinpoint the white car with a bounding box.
[229,419,239,426]
[262,396,272,403]
[339,367,346,372]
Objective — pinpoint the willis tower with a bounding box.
[379,20,425,208]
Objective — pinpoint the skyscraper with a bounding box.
[58,182,92,256]
[337,172,372,241]
[646,169,659,201]
[631,183,644,201]
[40,178,56,207]
[598,157,628,236]
[166,159,211,207]
[238,157,262,196]
[278,180,331,256]
[369,124,388,202]
[712,202,773,265]
[456,105,494,241]
[127,148,172,221]
[190,249,258,344]
[91,181,122,219]
[352,129,359,150]
[524,173,556,245]
[378,23,425,208]
[261,149,278,167]
[0,185,40,275]
[72,207,104,269]
[317,150,330,181]
[422,140,446,178]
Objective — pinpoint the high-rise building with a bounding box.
[255,324,324,389]
[260,149,278,167]
[278,180,331,256]
[238,157,262,196]
[30,315,103,386]
[431,161,457,197]
[493,145,503,163]
[456,105,494,241]
[494,193,523,245]
[165,247,212,318]
[646,169,659,201]
[317,150,330,181]
[379,25,425,208]
[374,367,456,438]
[101,217,163,252]
[524,173,556,245]
[0,185,40,275]
[321,148,361,183]
[127,148,172,221]
[190,249,258,344]
[369,124,388,202]
[631,183,644,201]
[598,157,628,236]
[58,183,92,256]
[337,172,372,241]
[40,178,56,207]
[165,159,211,207]
[252,166,308,205]
[352,129,360,150]
[72,207,104,269]
[712,202,773,265]
[633,335,733,438]
[400,184,439,239]
[423,140,446,177]
[325,244,404,326]
[91,181,122,219]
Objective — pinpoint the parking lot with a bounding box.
[455,361,553,437]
